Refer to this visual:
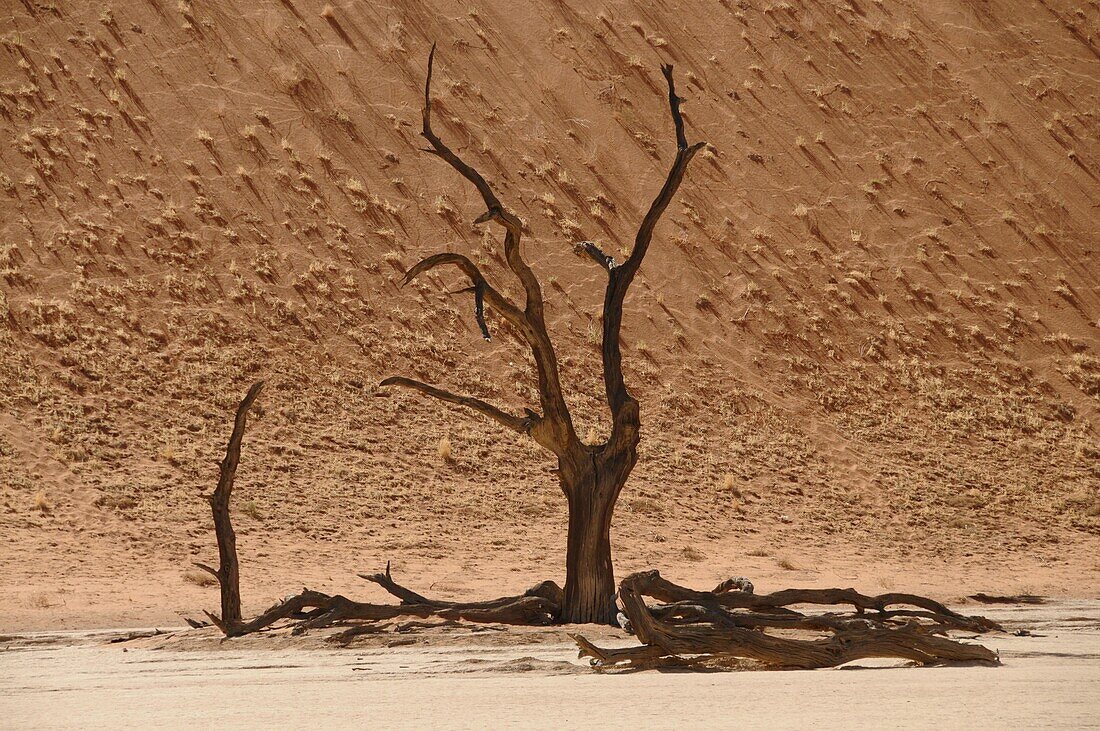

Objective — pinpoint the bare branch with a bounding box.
[663,63,689,150]
[422,43,504,222]
[573,241,617,272]
[206,380,264,632]
[419,45,577,447]
[402,251,481,288]
[358,564,564,612]
[379,376,535,434]
[420,44,542,317]
[473,284,490,341]
[218,381,265,501]
[401,252,526,341]
[192,562,219,579]
[622,65,705,277]
[359,562,438,606]
[602,64,704,422]
[446,285,490,340]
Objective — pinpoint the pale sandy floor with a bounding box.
[2,602,1098,730]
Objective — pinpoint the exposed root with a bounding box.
[204,570,562,637]
[634,571,1002,632]
[573,570,1001,670]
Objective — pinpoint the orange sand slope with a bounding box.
[0,0,1097,630]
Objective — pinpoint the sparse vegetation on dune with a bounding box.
[0,0,1097,630]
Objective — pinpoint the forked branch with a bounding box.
[602,64,706,422]
[409,44,578,449]
[624,64,708,275]
[421,43,542,319]
[401,252,527,341]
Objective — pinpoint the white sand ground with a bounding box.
[2,602,1098,730]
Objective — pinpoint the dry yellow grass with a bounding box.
[182,571,217,588]
[437,437,453,462]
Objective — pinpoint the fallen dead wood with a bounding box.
[970,592,1045,605]
[195,384,563,637]
[224,584,560,636]
[631,571,1002,632]
[573,571,1001,670]
[109,628,167,644]
[359,562,564,614]
[195,384,1003,675]
[204,576,561,637]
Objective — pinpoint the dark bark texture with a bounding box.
[190,47,1004,674]
[195,390,999,674]
[193,380,263,635]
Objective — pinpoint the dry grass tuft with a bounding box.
[681,545,706,562]
[183,570,217,587]
[437,437,453,461]
[239,500,263,520]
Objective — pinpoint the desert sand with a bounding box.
[3,602,1099,729]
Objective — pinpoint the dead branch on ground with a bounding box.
[572,571,1000,670]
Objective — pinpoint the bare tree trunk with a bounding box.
[561,476,616,624]
[560,442,638,625]
[194,380,264,635]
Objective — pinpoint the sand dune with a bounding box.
[0,0,1097,631]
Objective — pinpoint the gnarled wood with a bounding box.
[209,570,563,636]
[379,376,533,434]
[195,385,566,637]
[417,44,574,442]
[573,571,1000,670]
[358,563,564,611]
[638,572,1002,633]
[400,252,527,341]
[602,65,705,426]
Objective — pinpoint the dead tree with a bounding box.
[193,385,998,668]
[193,380,264,634]
[381,45,705,624]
